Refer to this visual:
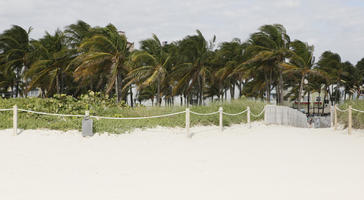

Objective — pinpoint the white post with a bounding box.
[247,106,251,128]
[348,105,352,135]
[219,107,223,133]
[330,105,334,128]
[13,105,17,135]
[85,110,90,118]
[186,108,190,137]
[334,104,338,130]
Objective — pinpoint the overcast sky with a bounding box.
[1,0,363,64]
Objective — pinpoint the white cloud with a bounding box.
[0,0,363,63]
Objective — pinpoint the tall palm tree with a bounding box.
[0,25,33,97]
[214,39,248,100]
[125,34,170,106]
[172,30,215,105]
[316,51,345,104]
[356,58,364,86]
[282,40,316,105]
[244,24,291,104]
[342,61,361,100]
[72,24,133,102]
[25,30,71,96]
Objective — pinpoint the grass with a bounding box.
[337,100,364,129]
[0,97,266,134]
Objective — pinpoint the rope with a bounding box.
[11,106,269,121]
[223,109,248,116]
[335,107,349,112]
[90,110,186,120]
[18,108,186,120]
[251,108,265,117]
[352,108,364,113]
[190,111,219,116]
[18,109,85,117]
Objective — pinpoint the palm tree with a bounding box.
[25,30,71,96]
[281,40,316,105]
[356,58,364,86]
[172,30,215,105]
[342,61,361,100]
[125,34,170,106]
[72,24,133,102]
[244,24,291,104]
[316,51,345,104]
[0,25,33,97]
[214,39,247,100]
[64,20,94,49]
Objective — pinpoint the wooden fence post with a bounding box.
[334,105,338,130]
[13,105,17,135]
[186,108,190,137]
[348,105,352,135]
[330,105,334,128]
[219,107,223,133]
[247,106,251,128]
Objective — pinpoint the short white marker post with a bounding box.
[219,107,223,133]
[330,105,334,128]
[85,110,90,117]
[13,105,17,135]
[334,104,338,130]
[247,106,251,128]
[186,108,190,137]
[348,105,352,135]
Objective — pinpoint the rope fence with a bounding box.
[4,104,362,136]
[190,111,219,116]
[331,104,364,135]
[251,108,265,118]
[18,109,85,117]
[0,105,265,137]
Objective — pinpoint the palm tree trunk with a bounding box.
[60,70,64,94]
[11,84,14,98]
[307,90,310,115]
[200,77,205,105]
[224,88,227,101]
[317,88,321,114]
[129,86,133,107]
[157,79,161,106]
[279,69,284,104]
[322,91,327,115]
[238,80,242,98]
[229,83,234,100]
[56,72,60,94]
[115,72,119,103]
[198,75,202,105]
[298,75,305,103]
[298,74,305,110]
[264,73,270,102]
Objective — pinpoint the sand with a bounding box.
[0,123,364,200]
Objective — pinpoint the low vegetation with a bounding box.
[337,100,364,129]
[0,94,265,133]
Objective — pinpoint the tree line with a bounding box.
[1,21,364,106]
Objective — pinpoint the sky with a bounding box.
[1,0,364,64]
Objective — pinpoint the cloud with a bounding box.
[1,0,363,63]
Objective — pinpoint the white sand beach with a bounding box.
[0,123,364,200]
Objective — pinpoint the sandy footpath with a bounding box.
[0,123,364,200]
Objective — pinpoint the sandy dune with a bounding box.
[0,123,363,200]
